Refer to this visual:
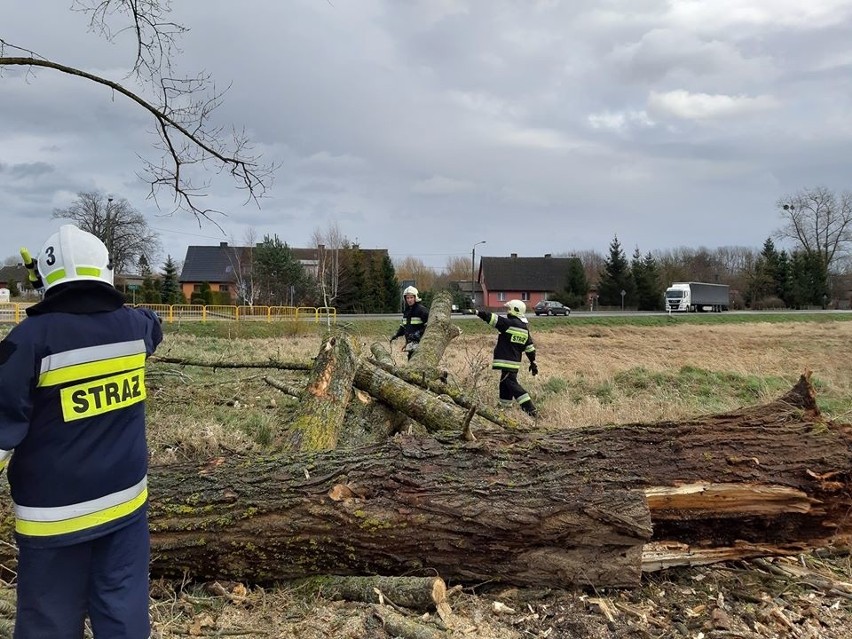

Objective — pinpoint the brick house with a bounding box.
[478,254,577,310]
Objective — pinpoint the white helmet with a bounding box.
[504,299,526,317]
[402,285,421,301]
[38,224,114,291]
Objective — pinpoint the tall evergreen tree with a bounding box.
[632,249,664,311]
[748,238,783,306]
[378,254,399,313]
[788,251,829,308]
[597,235,635,307]
[160,255,182,304]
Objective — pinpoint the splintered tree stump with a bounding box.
[274,335,358,452]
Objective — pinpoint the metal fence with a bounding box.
[0,303,337,324]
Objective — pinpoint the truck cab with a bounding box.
[665,283,691,312]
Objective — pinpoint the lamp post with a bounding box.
[471,240,486,307]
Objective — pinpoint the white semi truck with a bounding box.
[665,282,729,312]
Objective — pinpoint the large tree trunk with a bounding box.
[1,377,845,590]
[64,377,852,588]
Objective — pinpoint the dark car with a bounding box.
[534,300,571,316]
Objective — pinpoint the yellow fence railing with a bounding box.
[0,303,337,325]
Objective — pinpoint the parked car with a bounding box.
[534,300,571,316]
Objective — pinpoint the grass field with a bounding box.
[1,313,850,636]
[129,312,852,465]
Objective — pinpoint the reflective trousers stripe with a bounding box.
[15,477,148,537]
[493,359,521,370]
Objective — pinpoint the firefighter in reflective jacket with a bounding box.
[390,286,429,360]
[0,224,163,639]
[476,299,538,417]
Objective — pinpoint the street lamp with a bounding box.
[471,240,486,307]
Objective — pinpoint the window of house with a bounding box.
[219,284,230,293]
[193,284,201,292]
[497,292,506,301]
[521,292,530,301]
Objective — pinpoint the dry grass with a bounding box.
[145,321,852,465]
[2,318,850,637]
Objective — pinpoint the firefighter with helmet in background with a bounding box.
[475,299,538,417]
[0,224,162,638]
[390,285,429,360]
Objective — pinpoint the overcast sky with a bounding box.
[2,0,852,272]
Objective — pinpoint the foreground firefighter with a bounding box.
[0,224,162,639]
[476,299,539,417]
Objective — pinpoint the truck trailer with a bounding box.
[665,282,729,312]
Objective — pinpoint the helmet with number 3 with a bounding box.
[38,224,114,291]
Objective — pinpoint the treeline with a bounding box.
[572,235,834,311]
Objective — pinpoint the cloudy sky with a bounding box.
[2,0,852,272]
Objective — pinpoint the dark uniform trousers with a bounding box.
[15,513,150,639]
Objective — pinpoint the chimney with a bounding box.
[220,241,228,247]
[544,253,552,258]
[510,253,518,258]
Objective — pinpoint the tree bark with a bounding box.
[407,291,461,377]
[274,335,358,452]
[293,575,447,612]
[0,376,845,590]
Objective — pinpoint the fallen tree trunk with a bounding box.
[0,376,846,589]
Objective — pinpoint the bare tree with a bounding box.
[52,191,160,273]
[393,256,437,291]
[442,256,470,282]
[312,222,345,309]
[0,1,274,220]
[2,255,20,266]
[226,228,258,306]
[776,186,852,272]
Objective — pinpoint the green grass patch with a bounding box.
[613,365,791,406]
[156,311,852,340]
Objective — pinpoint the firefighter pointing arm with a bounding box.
[389,286,429,360]
[0,224,162,639]
[474,299,538,418]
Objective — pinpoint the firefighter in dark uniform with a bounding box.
[476,299,538,417]
[0,224,163,639]
[390,285,429,360]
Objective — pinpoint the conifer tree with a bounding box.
[159,255,183,304]
[597,235,635,307]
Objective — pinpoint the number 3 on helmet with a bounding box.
[38,224,114,291]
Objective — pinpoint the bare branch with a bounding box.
[0,54,276,221]
[2,1,278,220]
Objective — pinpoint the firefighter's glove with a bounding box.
[529,362,538,376]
